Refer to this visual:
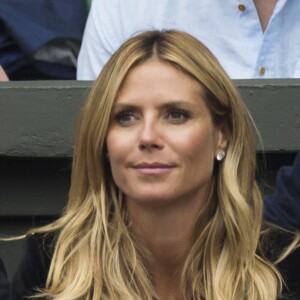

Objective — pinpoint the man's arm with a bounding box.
[77,0,123,80]
[0,66,9,81]
[263,151,300,230]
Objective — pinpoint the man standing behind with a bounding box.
[77,0,300,80]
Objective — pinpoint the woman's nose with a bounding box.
[138,119,163,151]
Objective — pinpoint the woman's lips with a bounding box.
[133,162,175,175]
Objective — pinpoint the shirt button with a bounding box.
[238,3,246,11]
[259,67,266,76]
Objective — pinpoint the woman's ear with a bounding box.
[215,122,230,155]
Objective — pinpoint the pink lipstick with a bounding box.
[133,162,175,175]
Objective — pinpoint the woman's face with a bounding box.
[106,59,227,207]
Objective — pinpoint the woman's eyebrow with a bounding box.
[160,100,195,109]
[112,103,139,111]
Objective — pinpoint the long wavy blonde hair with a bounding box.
[29,30,297,299]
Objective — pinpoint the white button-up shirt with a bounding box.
[77,0,300,79]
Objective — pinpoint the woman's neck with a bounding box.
[127,197,204,299]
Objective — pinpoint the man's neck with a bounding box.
[253,0,277,32]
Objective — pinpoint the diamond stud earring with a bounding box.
[216,150,226,161]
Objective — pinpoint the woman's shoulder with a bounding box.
[276,237,300,299]
[19,232,56,271]
[261,227,300,299]
[10,232,57,300]
[24,231,56,253]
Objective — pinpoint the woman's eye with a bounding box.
[166,109,191,124]
[115,112,138,126]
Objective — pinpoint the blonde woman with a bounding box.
[11,30,300,300]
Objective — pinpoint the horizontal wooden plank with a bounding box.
[0,79,299,157]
